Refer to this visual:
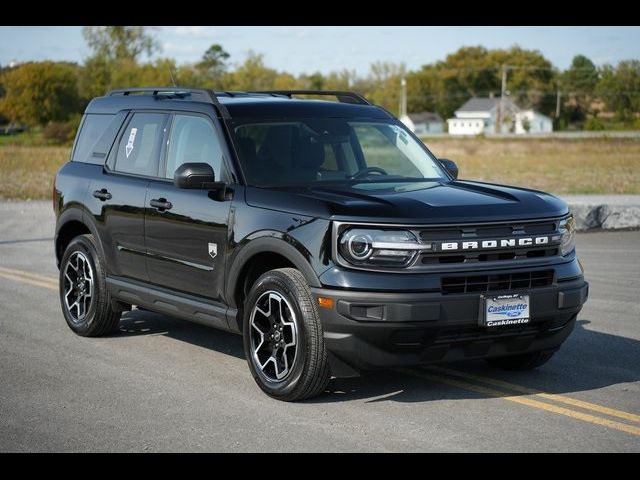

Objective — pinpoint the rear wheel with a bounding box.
[59,234,121,337]
[486,350,556,371]
[243,268,330,401]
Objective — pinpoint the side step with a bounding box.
[106,276,238,333]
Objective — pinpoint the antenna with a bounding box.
[168,68,177,87]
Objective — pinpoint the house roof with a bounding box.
[407,111,443,123]
[456,97,501,113]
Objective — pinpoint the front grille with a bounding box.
[418,221,556,242]
[421,247,558,265]
[441,270,554,295]
[418,219,560,267]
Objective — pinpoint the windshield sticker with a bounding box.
[125,128,138,158]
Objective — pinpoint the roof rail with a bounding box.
[253,90,371,105]
[107,87,230,118]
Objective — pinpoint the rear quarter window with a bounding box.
[71,114,116,165]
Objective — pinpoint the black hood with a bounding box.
[245,180,569,224]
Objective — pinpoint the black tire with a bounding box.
[486,349,556,371]
[243,268,330,401]
[59,234,121,337]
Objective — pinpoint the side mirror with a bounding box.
[174,162,215,189]
[439,158,458,179]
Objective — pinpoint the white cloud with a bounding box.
[174,26,214,37]
[163,42,198,54]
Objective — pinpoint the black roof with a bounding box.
[85,88,392,120]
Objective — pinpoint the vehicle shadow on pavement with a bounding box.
[112,311,640,404]
[114,308,245,359]
[316,319,640,404]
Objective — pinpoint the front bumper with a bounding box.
[312,277,588,376]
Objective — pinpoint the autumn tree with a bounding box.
[79,26,161,99]
[226,52,278,91]
[358,62,406,114]
[0,61,81,126]
[82,26,159,62]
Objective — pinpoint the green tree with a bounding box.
[78,55,112,100]
[406,64,447,116]
[323,69,356,90]
[299,71,325,90]
[196,44,230,84]
[488,46,556,114]
[405,46,557,119]
[598,60,640,121]
[227,51,278,90]
[437,46,500,116]
[82,26,160,62]
[79,27,161,99]
[0,61,81,126]
[359,62,406,114]
[561,55,599,121]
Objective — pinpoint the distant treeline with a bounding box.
[1,27,639,134]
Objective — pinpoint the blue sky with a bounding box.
[1,26,638,75]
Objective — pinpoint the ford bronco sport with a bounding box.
[54,88,588,401]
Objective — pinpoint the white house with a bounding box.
[400,112,444,135]
[447,97,552,135]
[515,109,553,134]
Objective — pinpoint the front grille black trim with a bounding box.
[441,270,554,294]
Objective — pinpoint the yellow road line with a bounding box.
[0,266,58,291]
[428,365,640,424]
[403,369,640,437]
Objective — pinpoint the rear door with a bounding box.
[144,112,232,302]
[88,111,168,281]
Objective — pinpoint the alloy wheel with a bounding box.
[63,251,94,323]
[250,291,298,382]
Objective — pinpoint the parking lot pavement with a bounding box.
[1,201,639,452]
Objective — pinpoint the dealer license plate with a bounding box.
[480,293,530,327]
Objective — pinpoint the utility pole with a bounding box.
[400,77,407,118]
[498,65,508,133]
[556,88,561,118]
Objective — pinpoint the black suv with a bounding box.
[54,88,588,401]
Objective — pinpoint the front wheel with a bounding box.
[485,349,556,371]
[243,268,330,401]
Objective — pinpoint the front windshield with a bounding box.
[233,118,447,187]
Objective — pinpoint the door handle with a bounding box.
[150,198,173,211]
[93,189,112,201]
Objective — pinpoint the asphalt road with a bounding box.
[1,201,639,452]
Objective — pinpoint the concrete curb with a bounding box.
[563,195,640,231]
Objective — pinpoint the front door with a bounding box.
[144,113,231,301]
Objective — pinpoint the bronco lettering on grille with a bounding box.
[439,236,556,251]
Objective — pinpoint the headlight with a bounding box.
[338,228,427,267]
[559,215,576,256]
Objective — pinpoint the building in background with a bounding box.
[447,97,553,135]
[515,109,553,134]
[400,112,444,135]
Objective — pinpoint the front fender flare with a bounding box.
[226,235,322,308]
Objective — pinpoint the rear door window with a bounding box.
[114,113,167,177]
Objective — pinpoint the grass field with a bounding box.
[0,145,70,200]
[424,137,640,194]
[0,137,639,199]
